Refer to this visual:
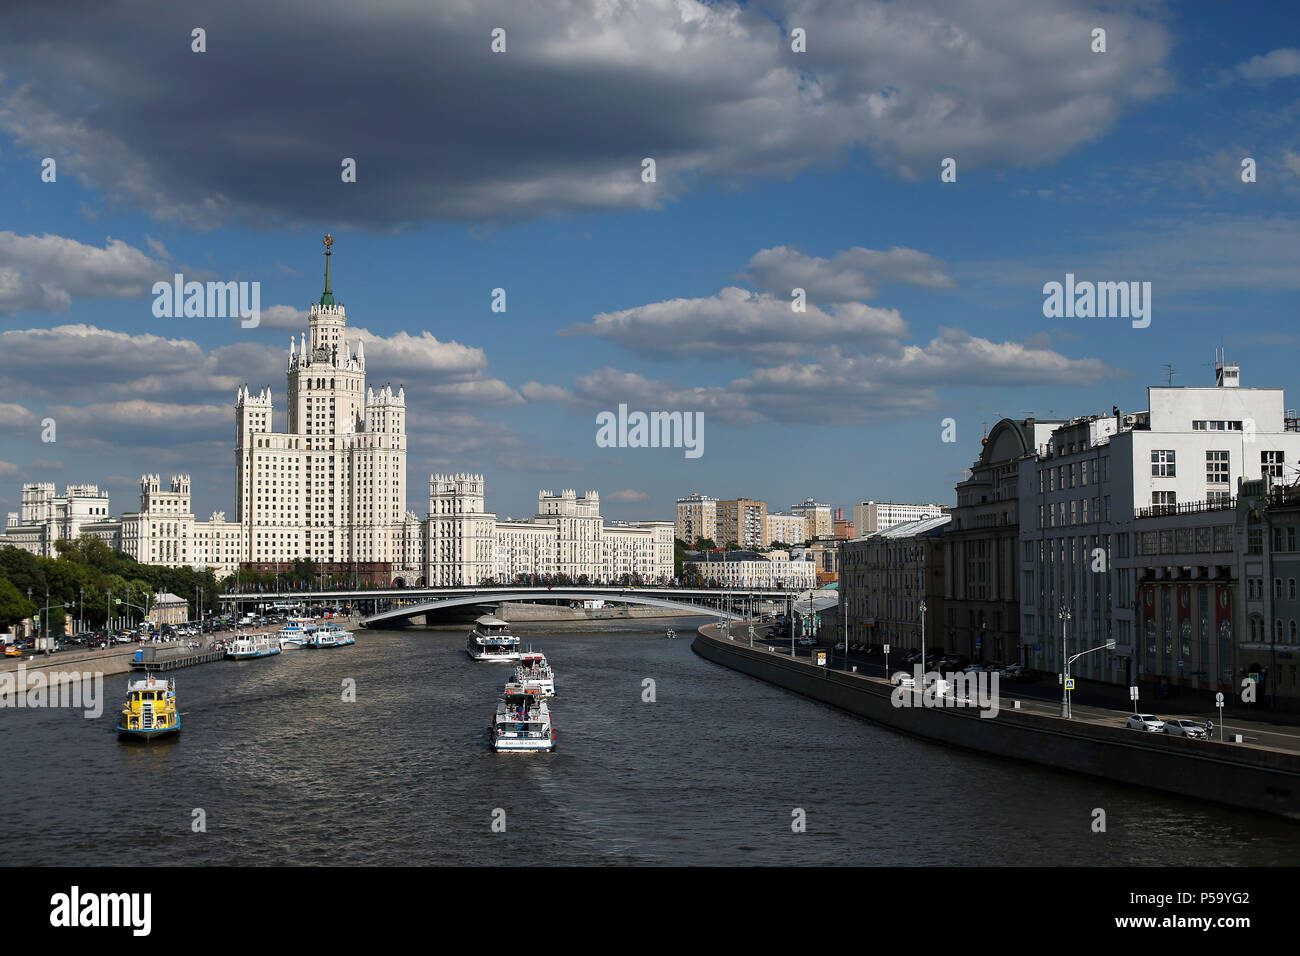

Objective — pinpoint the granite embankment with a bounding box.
[693,624,1300,821]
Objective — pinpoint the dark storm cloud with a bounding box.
[0,0,1171,228]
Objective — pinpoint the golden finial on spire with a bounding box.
[323,233,334,254]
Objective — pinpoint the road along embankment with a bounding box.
[693,625,1300,821]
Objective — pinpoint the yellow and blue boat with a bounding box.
[116,675,181,741]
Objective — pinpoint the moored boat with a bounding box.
[116,675,180,741]
[306,623,351,648]
[225,633,281,660]
[467,615,521,662]
[278,618,317,650]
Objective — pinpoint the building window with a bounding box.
[1263,451,1285,479]
[1275,578,1283,599]
[1151,450,1176,477]
[1206,450,1229,485]
[1152,491,1177,513]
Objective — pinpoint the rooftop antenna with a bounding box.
[1161,364,1176,385]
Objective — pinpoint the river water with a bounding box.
[4,619,1298,866]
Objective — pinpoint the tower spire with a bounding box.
[320,233,335,307]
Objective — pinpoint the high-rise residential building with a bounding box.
[764,512,809,546]
[717,498,767,549]
[1018,360,1300,688]
[791,498,833,539]
[1,238,672,587]
[675,492,718,545]
[231,236,418,583]
[853,500,948,538]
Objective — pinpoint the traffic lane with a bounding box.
[767,643,1300,753]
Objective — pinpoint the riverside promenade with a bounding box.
[693,623,1300,821]
[1,640,224,690]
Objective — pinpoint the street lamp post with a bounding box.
[919,599,927,678]
[1058,606,1073,718]
[1064,640,1116,720]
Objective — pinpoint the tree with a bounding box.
[0,578,36,628]
[693,537,717,551]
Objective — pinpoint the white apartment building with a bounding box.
[5,483,115,555]
[853,500,948,538]
[427,479,674,585]
[676,493,718,544]
[1018,361,1300,686]
[690,552,816,590]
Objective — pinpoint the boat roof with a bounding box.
[126,677,172,691]
[475,615,509,626]
[519,652,547,661]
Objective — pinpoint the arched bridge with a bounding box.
[359,586,787,627]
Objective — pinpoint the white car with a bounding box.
[890,671,915,688]
[1162,718,1207,739]
[1126,713,1165,732]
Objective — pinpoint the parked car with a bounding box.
[1126,713,1166,732]
[903,650,922,665]
[1163,718,1207,739]
[3,645,22,657]
[1000,664,1025,679]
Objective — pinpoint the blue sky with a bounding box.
[0,0,1297,525]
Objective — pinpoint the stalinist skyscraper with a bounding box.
[234,235,415,581]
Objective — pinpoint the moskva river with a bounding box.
[5,619,1298,865]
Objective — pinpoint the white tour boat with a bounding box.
[225,633,281,660]
[491,682,555,753]
[278,618,317,650]
[466,615,521,662]
[512,651,556,697]
[315,623,353,647]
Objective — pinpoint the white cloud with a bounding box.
[254,305,308,331]
[606,489,649,502]
[0,232,166,314]
[741,245,956,302]
[1236,48,1300,83]
[561,331,1121,426]
[567,286,908,359]
[521,382,573,403]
